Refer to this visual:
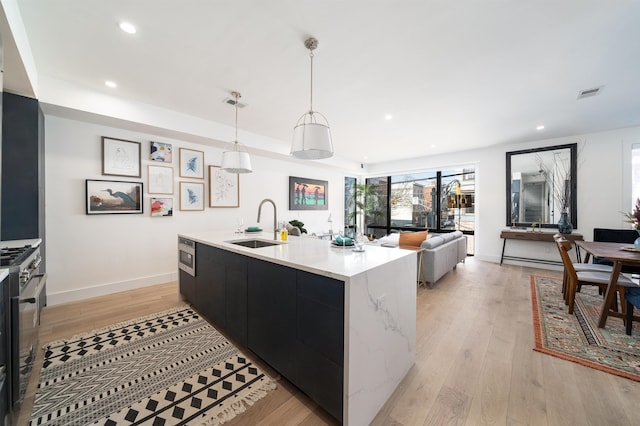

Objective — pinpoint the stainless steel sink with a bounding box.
[228,239,282,248]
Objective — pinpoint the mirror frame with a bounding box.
[506,143,577,229]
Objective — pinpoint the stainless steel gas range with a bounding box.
[1,239,46,423]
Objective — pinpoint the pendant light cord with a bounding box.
[309,50,314,114]
[233,91,240,151]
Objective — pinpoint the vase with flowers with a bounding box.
[622,198,640,248]
[537,154,572,233]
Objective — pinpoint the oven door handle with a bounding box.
[20,273,47,304]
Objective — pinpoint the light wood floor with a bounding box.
[17,258,640,425]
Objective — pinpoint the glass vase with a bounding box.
[557,211,573,234]
[634,230,640,249]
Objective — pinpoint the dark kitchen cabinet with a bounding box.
[296,270,344,421]
[223,250,248,346]
[183,244,248,346]
[195,243,226,327]
[0,275,7,424]
[178,243,345,421]
[247,257,298,381]
[178,270,196,303]
[1,93,45,246]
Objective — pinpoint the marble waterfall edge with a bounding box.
[345,254,416,425]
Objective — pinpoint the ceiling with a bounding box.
[5,1,640,165]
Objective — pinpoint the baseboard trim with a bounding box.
[46,272,178,306]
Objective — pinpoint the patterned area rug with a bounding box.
[531,275,640,381]
[29,306,276,426]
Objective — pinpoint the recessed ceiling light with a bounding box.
[430,144,436,149]
[119,22,136,34]
[384,114,393,120]
[105,80,117,88]
[536,125,545,131]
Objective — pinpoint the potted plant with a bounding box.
[347,183,383,238]
[288,219,307,234]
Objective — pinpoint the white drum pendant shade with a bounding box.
[221,90,252,174]
[291,122,334,160]
[221,150,252,173]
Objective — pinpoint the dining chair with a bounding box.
[625,287,640,335]
[553,234,613,303]
[556,237,632,314]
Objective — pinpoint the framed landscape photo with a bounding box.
[289,176,328,210]
[150,141,173,163]
[102,137,141,177]
[180,182,205,211]
[151,198,173,217]
[179,148,205,179]
[86,179,143,214]
[148,165,174,194]
[209,165,239,208]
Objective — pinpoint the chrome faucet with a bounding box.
[257,198,277,240]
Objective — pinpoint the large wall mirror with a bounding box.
[506,143,577,229]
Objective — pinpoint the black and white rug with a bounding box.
[30,306,276,426]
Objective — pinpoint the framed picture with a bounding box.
[150,141,173,163]
[102,137,141,177]
[151,198,173,217]
[148,165,174,194]
[86,179,143,214]
[180,182,205,211]
[209,165,239,208]
[289,176,328,210]
[179,148,205,179]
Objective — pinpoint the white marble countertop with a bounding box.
[179,231,415,280]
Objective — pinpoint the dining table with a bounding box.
[575,240,640,328]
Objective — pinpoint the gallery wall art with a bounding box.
[151,198,173,217]
[86,179,143,214]
[180,182,204,211]
[209,165,239,208]
[179,148,205,179]
[150,141,173,162]
[148,165,174,194]
[102,137,141,178]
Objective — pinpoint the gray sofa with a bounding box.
[378,230,467,287]
[420,231,467,286]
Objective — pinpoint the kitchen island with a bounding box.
[178,231,416,425]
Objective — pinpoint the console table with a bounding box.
[500,230,584,266]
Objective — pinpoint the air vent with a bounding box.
[223,97,247,108]
[577,86,603,99]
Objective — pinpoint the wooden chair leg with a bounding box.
[567,279,577,314]
[626,299,634,336]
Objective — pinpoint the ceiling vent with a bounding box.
[577,86,604,99]
[223,97,247,108]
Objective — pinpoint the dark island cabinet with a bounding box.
[195,243,226,327]
[178,270,196,303]
[247,259,344,421]
[295,270,344,421]
[247,258,298,381]
[191,243,248,346]
[179,244,344,421]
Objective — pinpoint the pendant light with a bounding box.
[291,37,334,160]
[221,91,253,173]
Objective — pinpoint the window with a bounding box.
[353,168,475,255]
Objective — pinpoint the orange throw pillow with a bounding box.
[399,230,427,247]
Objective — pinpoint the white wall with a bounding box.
[367,126,640,267]
[45,115,346,305]
[45,111,640,305]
